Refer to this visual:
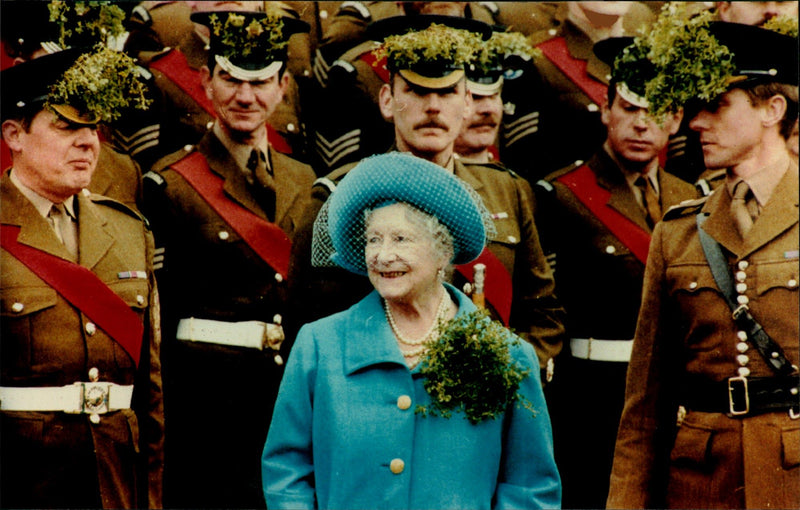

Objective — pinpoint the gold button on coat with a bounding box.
[397,395,412,410]
[389,458,405,474]
[11,302,24,312]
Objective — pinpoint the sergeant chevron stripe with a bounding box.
[315,129,361,169]
[313,49,331,87]
[502,111,539,147]
[113,124,160,156]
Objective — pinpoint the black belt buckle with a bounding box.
[727,376,749,416]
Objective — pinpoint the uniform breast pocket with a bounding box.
[755,259,799,298]
[593,233,631,258]
[488,220,521,270]
[667,265,719,297]
[107,279,150,313]
[200,221,243,247]
[1,287,58,318]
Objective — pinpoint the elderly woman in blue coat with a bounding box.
[262,152,561,509]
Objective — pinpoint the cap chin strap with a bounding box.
[215,55,283,81]
[466,77,503,97]
[616,82,648,108]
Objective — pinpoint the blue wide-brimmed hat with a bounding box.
[323,152,489,275]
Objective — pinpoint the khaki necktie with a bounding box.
[247,148,276,219]
[635,175,661,228]
[49,203,78,260]
[730,180,755,237]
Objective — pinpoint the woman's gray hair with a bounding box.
[364,202,455,265]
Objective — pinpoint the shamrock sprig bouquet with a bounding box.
[416,310,535,425]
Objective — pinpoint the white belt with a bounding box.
[176,317,284,354]
[0,383,133,414]
[570,338,634,362]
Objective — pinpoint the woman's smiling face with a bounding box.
[364,203,447,305]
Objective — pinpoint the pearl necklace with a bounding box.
[385,289,450,360]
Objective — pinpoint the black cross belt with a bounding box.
[681,375,800,417]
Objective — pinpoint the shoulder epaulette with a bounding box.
[535,179,555,193]
[461,159,510,174]
[85,189,150,228]
[338,1,371,21]
[151,144,197,173]
[545,159,585,181]
[137,46,173,66]
[143,170,166,188]
[529,26,562,47]
[662,195,710,221]
[478,2,500,16]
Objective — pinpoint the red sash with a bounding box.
[455,248,513,326]
[359,50,390,84]
[171,152,291,277]
[537,36,607,106]
[1,225,144,366]
[149,49,292,154]
[557,165,651,264]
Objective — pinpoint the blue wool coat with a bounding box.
[262,284,561,509]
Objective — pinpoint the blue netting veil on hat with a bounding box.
[312,152,495,275]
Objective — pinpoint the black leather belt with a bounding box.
[681,376,800,417]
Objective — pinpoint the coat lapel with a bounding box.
[742,166,799,258]
[699,184,744,256]
[76,192,114,270]
[1,174,73,260]
[201,134,269,221]
[344,292,406,375]
[271,149,301,227]
[592,153,651,232]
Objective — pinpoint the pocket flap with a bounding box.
[670,421,713,465]
[1,287,58,316]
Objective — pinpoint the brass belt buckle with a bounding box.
[263,315,285,366]
[731,304,749,321]
[727,376,749,416]
[80,382,110,415]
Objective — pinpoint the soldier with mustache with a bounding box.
[288,15,566,383]
[532,34,699,509]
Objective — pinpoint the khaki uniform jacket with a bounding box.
[535,150,698,508]
[537,150,699,342]
[607,165,800,509]
[144,131,315,509]
[287,156,565,369]
[94,142,143,211]
[0,174,164,509]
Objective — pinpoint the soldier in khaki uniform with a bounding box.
[607,21,799,509]
[534,36,699,509]
[0,47,163,509]
[0,1,144,210]
[142,12,315,508]
[289,16,565,378]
